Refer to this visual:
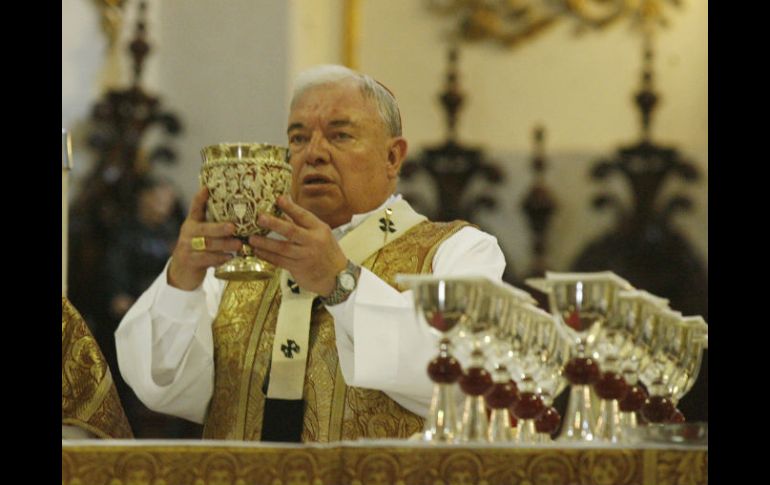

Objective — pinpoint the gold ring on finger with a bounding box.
[191,236,207,251]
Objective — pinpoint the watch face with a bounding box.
[340,272,356,291]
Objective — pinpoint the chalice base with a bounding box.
[595,398,623,443]
[459,395,489,443]
[618,411,638,431]
[214,256,275,280]
[488,408,514,443]
[557,384,597,442]
[422,383,458,443]
[514,419,538,444]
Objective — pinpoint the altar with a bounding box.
[62,439,707,485]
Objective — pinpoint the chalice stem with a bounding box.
[240,241,253,256]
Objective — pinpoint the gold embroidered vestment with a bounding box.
[62,297,134,439]
[203,220,469,441]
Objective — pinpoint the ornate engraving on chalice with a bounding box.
[526,271,632,442]
[200,143,291,280]
[395,274,488,443]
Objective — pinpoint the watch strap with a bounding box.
[320,260,361,306]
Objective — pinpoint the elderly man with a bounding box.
[115,65,506,442]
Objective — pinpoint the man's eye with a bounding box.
[333,132,352,141]
[289,134,307,144]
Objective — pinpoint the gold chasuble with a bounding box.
[62,297,134,439]
[204,219,469,442]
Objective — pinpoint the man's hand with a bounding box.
[249,195,348,296]
[167,187,242,290]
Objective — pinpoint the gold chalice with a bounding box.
[200,142,291,280]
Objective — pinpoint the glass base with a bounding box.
[557,384,597,442]
[488,408,514,443]
[214,256,275,280]
[515,419,538,444]
[595,399,623,443]
[459,395,489,443]
[422,382,458,443]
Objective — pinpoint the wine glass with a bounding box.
[395,274,487,443]
[526,271,632,442]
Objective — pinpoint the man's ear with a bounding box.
[386,137,408,179]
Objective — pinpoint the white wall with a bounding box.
[154,0,291,201]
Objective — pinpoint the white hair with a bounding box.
[290,65,402,137]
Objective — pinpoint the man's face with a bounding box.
[287,79,406,229]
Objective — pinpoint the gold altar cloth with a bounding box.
[62,440,706,485]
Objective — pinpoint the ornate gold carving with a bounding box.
[62,445,341,485]
[578,449,639,485]
[109,451,166,485]
[193,452,246,485]
[271,451,328,485]
[655,449,708,485]
[349,452,406,485]
[521,452,577,485]
[424,0,684,49]
[436,451,488,485]
[63,444,707,485]
[200,143,291,238]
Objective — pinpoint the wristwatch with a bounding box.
[320,260,361,306]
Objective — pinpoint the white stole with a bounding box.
[266,199,426,400]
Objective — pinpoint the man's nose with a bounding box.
[304,132,330,167]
